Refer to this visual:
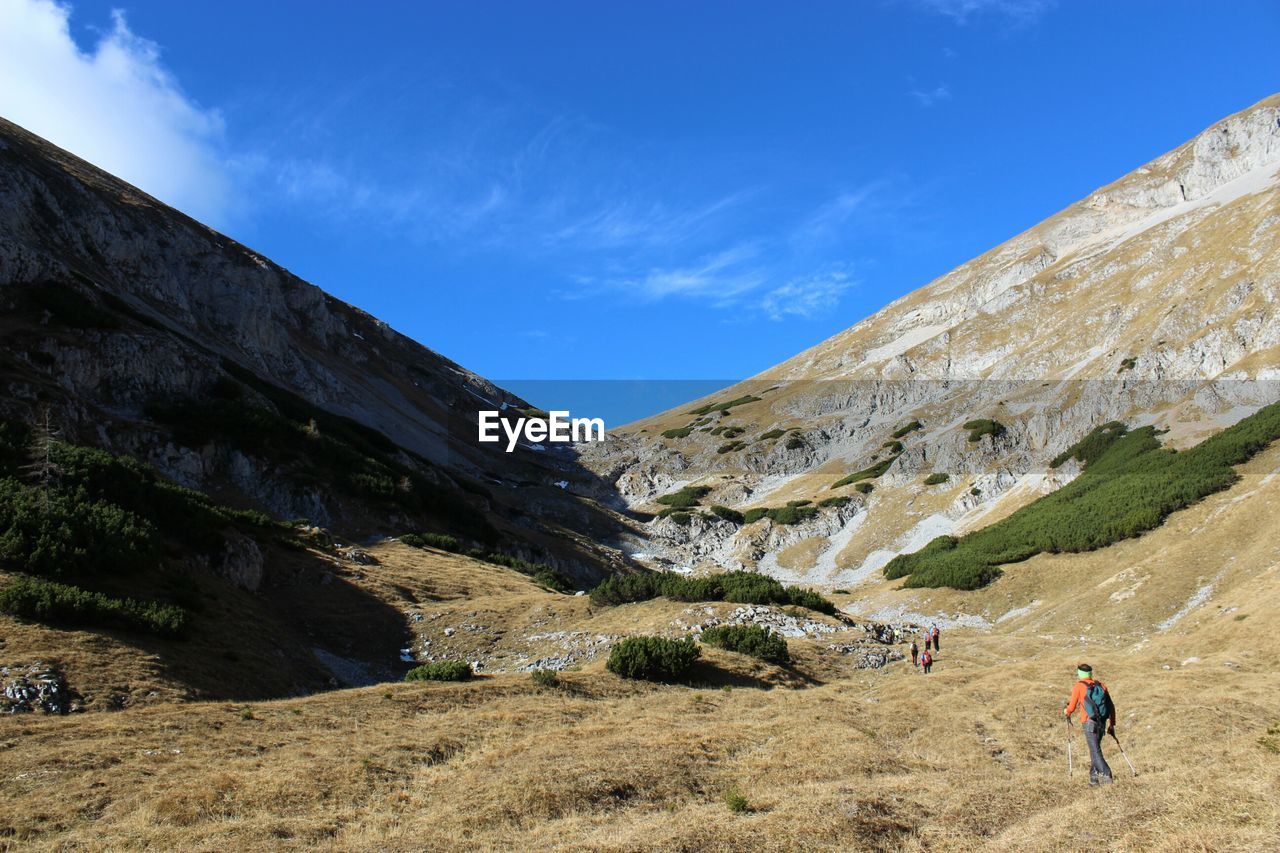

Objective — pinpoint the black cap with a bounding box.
[1077,663,1092,673]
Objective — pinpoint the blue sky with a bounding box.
[2,0,1278,422]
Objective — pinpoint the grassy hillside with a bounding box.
[2,443,1280,848]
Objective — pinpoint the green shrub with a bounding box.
[0,478,159,577]
[656,485,713,509]
[699,624,789,663]
[405,661,473,682]
[854,482,874,494]
[818,496,851,508]
[723,787,750,813]
[532,568,575,593]
[786,499,812,507]
[0,576,188,637]
[590,570,835,614]
[400,531,463,552]
[721,426,746,439]
[892,421,923,439]
[882,440,904,454]
[606,636,700,681]
[530,668,559,687]
[710,505,744,524]
[963,419,1006,442]
[739,505,817,525]
[782,585,838,615]
[885,402,1280,590]
[688,395,763,416]
[667,511,692,526]
[923,472,950,485]
[1118,357,1137,373]
[758,428,787,441]
[716,441,747,454]
[832,454,900,488]
[662,426,695,439]
[1051,422,1128,468]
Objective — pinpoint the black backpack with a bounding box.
[1083,681,1112,723]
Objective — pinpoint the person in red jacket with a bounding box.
[1064,663,1115,786]
[920,649,933,674]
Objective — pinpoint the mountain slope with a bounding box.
[579,94,1280,597]
[0,117,635,703]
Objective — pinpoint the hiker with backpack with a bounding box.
[911,640,919,666]
[920,649,933,674]
[1063,663,1115,786]
[932,625,941,652]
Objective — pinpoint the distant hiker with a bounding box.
[931,625,941,652]
[911,641,919,666]
[1064,663,1115,786]
[921,649,933,674]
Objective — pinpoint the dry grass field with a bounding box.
[2,453,1279,851]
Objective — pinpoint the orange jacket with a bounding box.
[1064,678,1112,723]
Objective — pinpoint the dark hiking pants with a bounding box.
[1083,720,1113,785]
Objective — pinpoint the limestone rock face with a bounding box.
[580,94,1280,586]
[0,116,631,581]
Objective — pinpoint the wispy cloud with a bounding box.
[761,268,856,321]
[910,85,952,108]
[616,244,766,302]
[0,0,234,227]
[908,0,1055,25]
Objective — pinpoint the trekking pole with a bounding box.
[1065,718,1073,777]
[1110,732,1138,777]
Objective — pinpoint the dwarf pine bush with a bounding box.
[606,636,700,681]
[405,661,473,682]
[886,402,1280,589]
[699,624,790,663]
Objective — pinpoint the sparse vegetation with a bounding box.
[784,437,806,450]
[818,495,851,508]
[886,401,1280,589]
[923,473,950,485]
[709,505,744,524]
[590,570,836,615]
[963,419,1006,442]
[699,624,789,663]
[741,505,818,525]
[606,636,700,681]
[400,532,463,552]
[854,482,874,494]
[1118,357,1137,373]
[892,421,923,439]
[405,661,473,682]
[723,787,750,813]
[530,669,559,688]
[759,428,787,441]
[661,426,695,439]
[832,454,900,488]
[882,440,904,454]
[688,395,763,416]
[655,485,713,509]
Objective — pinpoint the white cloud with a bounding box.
[761,269,855,321]
[910,0,1055,24]
[910,85,952,108]
[631,244,765,302]
[0,0,233,226]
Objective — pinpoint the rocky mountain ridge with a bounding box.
[579,94,1280,589]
